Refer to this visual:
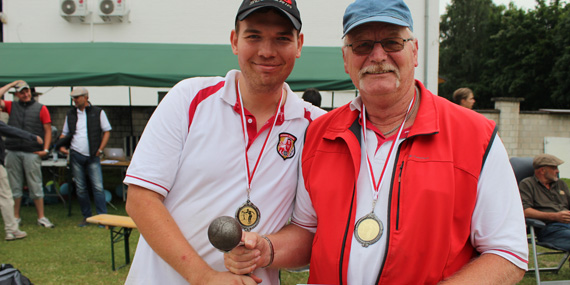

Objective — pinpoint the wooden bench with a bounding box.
[86,214,137,271]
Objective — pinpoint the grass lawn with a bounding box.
[3,196,570,284]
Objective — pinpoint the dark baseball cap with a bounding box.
[236,0,302,31]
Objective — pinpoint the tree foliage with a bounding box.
[439,0,570,110]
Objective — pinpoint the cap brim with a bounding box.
[343,16,411,37]
[237,6,301,30]
[9,88,30,94]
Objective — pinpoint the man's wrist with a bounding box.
[43,149,49,153]
[98,149,103,154]
[261,235,274,268]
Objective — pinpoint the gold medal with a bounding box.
[234,82,283,233]
[235,199,260,231]
[354,212,383,247]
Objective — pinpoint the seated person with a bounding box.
[519,153,570,250]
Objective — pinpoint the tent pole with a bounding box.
[129,87,133,136]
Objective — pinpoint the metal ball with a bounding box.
[208,216,242,252]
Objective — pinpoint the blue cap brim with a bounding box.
[343,15,412,37]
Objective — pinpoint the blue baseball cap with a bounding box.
[343,0,414,37]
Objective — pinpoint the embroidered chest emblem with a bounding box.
[277,132,296,160]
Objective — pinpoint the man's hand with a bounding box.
[59,146,69,155]
[35,136,43,145]
[224,231,271,278]
[554,210,570,223]
[33,149,49,157]
[12,80,26,86]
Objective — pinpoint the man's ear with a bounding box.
[296,33,304,58]
[413,38,419,67]
[230,29,239,55]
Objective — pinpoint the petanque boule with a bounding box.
[208,216,243,252]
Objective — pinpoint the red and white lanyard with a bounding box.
[236,81,284,194]
[361,92,416,202]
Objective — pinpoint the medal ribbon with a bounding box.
[236,81,284,194]
[361,91,416,202]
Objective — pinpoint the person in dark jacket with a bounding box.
[58,87,111,227]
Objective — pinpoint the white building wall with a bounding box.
[2,0,439,106]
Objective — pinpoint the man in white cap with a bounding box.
[520,153,570,250]
[123,0,324,284]
[0,78,45,240]
[57,87,111,227]
[0,80,54,228]
[225,0,528,283]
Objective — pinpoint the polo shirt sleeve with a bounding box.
[291,152,318,233]
[39,105,52,124]
[61,116,70,136]
[123,80,194,197]
[471,136,528,270]
[99,110,112,132]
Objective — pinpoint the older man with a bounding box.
[225,0,528,284]
[520,154,570,251]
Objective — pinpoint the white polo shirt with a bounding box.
[61,107,112,156]
[124,70,325,285]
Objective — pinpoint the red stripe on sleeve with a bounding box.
[492,249,528,264]
[125,174,170,193]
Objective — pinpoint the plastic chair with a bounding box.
[510,157,570,284]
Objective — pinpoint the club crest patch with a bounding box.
[277,132,296,160]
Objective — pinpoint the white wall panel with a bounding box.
[2,0,440,105]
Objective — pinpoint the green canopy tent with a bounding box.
[0,42,354,91]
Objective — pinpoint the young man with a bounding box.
[124,0,324,284]
[1,80,54,228]
[57,87,111,227]
[225,0,528,284]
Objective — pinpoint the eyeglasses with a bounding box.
[345,37,414,55]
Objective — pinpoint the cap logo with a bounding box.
[249,0,292,8]
[276,132,296,160]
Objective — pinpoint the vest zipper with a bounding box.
[396,161,404,230]
[376,142,405,284]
